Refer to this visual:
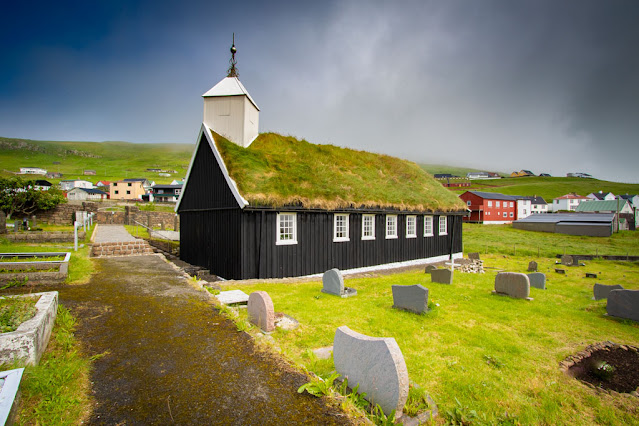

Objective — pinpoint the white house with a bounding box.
[202,40,259,148]
[67,187,108,201]
[60,180,94,191]
[19,167,47,175]
[587,191,616,201]
[552,193,589,212]
[513,196,533,220]
[529,196,549,214]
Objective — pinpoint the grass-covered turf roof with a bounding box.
[212,131,466,212]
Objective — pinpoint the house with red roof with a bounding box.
[552,193,589,212]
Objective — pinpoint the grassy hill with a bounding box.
[447,176,639,201]
[0,136,194,185]
[419,163,505,177]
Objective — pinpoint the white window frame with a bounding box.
[333,213,350,242]
[439,216,448,235]
[361,214,375,240]
[276,212,297,245]
[509,212,514,218]
[406,215,417,238]
[424,215,434,237]
[487,201,492,207]
[386,215,398,239]
[503,212,507,218]
[510,202,514,208]
[496,201,500,207]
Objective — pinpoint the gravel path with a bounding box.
[93,224,139,243]
[59,255,352,425]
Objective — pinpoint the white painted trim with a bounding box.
[482,220,511,225]
[176,123,249,212]
[333,213,350,242]
[406,215,417,238]
[276,212,297,245]
[303,252,464,278]
[386,214,398,239]
[439,215,448,236]
[361,214,376,240]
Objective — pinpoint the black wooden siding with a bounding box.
[239,210,463,279]
[178,133,239,211]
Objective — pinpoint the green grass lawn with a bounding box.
[223,226,639,424]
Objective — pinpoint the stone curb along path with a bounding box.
[61,224,352,424]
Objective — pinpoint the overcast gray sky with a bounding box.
[2,0,638,182]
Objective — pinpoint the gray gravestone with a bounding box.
[333,326,409,417]
[527,261,538,272]
[247,291,275,333]
[593,283,624,301]
[431,268,453,284]
[14,220,20,232]
[424,265,437,274]
[0,211,5,234]
[555,268,565,274]
[31,215,37,227]
[561,255,574,266]
[494,272,531,299]
[585,273,597,279]
[468,252,480,261]
[216,290,249,305]
[322,269,356,297]
[607,289,639,322]
[527,272,546,290]
[392,285,429,314]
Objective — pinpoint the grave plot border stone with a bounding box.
[555,268,566,274]
[392,284,429,314]
[247,291,275,333]
[585,273,597,279]
[216,290,249,305]
[493,272,532,300]
[0,292,58,365]
[431,269,453,285]
[321,268,357,298]
[593,283,624,301]
[527,272,546,290]
[606,289,639,322]
[333,326,409,417]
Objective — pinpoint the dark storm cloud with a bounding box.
[1,0,638,182]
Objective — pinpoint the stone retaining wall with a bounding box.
[95,206,179,230]
[35,202,98,225]
[91,241,154,257]
[6,231,86,243]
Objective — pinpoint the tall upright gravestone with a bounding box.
[607,289,639,322]
[247,291,275,333]
[494,272,532,300]
[322,269,357,297]
[392,285,429,314]
[0,211,6,234]
[333,326,409,417]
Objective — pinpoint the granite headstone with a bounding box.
[322,269,357,297]
[593,283,624,301]
[527,261,538,272]
[494,272,531,299]
[333,326,409,417]
[527,272,546,290]
[431,269,453,285]
[247,291,275,333]
[392,285,429,314]
[606,289,639,322]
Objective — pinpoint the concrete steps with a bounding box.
[91,240,155,257]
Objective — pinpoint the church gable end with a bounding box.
[177,133,239,211]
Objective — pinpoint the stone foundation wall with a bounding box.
[91,241,154,257]
[6,231,86,243]
[95,207,179,230]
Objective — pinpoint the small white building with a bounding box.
[19,167,47,175]
[552,193,589,212]
[60,180,94,191]
[67,187,108,201]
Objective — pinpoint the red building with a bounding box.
[459,191,517,224]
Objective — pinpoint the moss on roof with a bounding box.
[213,131,466,212]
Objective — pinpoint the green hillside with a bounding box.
[0,136,194,184]
[447,176,639,200]
[419,163,505,177]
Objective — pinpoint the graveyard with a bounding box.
[222,228,639,424]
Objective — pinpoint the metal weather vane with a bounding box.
[227,33,239,78]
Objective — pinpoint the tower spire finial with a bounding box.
[227,33,239,78]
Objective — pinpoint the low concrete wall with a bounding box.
[0,292,58,365]
[0,252,70,284]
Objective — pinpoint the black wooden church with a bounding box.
[176,41,466,280]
